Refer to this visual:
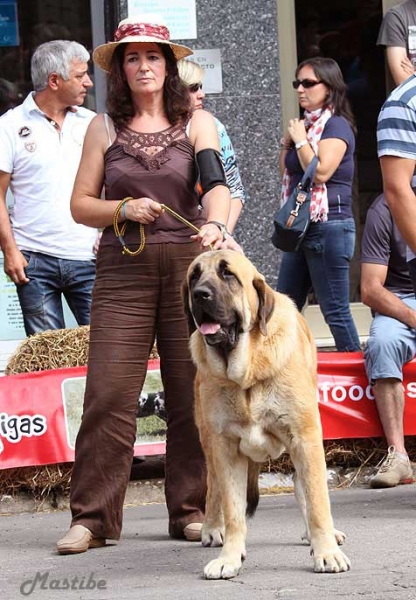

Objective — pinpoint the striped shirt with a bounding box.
[377,74,416,160]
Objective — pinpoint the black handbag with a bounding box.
[271,156,319,252]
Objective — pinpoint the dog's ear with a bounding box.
[253,276,275,336]
[181,279,197,335]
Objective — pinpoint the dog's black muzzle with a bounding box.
[191,283,241,349]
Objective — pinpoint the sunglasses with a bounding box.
[189,83,203,92]
[292,79,322,89]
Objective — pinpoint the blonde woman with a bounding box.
[178,59,246,248]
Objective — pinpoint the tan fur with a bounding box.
[184,250,350,580]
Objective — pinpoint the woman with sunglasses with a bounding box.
[178,59,246,249]
[276,57,360,352]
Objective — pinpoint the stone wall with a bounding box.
[117,0,283,285]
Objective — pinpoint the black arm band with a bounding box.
[196,148,227,196]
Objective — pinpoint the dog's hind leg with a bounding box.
[289,432,351,573]
[293,471,346,546]
[200,430,224,548]
[203,437,248,580]
[293,470,310,543]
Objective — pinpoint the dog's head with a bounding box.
[183,250,275,351]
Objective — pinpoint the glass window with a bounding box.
[0,0,95,114]
[294,0,386,302]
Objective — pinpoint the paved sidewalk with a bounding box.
[1,485,416,600]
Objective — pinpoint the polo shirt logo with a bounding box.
[18,126,31,138]
[24,141,36,153]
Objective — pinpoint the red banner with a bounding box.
[1,352,416,470]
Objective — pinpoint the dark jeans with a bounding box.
[69,242,206,540]
[276,218,361,352]
[16,251,95,335]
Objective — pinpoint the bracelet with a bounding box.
[115,197,131,222]
[205,220,229,240]
[280,137,292,150]
[113,197,146,257]
[295,139,308,150]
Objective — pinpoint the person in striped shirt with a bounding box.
[377,73,416,291]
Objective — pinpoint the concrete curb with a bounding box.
[0,466,381,517]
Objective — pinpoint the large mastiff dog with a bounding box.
[183,250,350,580]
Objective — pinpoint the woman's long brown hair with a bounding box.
[296,56,357,135]
[106,43,191,129]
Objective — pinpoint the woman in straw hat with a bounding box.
[57,14,231,553]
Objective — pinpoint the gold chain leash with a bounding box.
[113,197,146,256]
[113,198,213,256]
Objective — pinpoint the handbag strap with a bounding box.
[298,155,319,191]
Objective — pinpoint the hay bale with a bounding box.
[3,327,416,498]
[266,436,416,475]
[5,326,91,374]
[2,325,161,498]
[0,464,72,503]
[5,326,160,374]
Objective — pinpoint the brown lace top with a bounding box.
[100,118,203,247]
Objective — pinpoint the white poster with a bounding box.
[0,262,25,340]
[189,49,222,94]
[127,0,197,40]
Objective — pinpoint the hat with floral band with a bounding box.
[93,14,193,72]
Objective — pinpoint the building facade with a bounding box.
[0,0,403,363]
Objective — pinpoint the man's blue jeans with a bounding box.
[16,251,96,335]
[276,218,361,352]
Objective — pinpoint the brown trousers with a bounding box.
[70,243,206,540]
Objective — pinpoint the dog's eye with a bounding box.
[222,268,235,279]
[189,267,201,285]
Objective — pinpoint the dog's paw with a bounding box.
[312,547,351,573]
[305,528,346,546]
[204,555,243,580]
[334,528,346,546]
[202,526,224,547]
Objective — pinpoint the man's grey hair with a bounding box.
[31,40,90,91]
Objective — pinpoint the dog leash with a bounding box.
[113,199,213,256]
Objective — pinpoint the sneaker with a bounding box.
[370,446,414,489]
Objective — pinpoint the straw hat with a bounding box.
[93,14,193,72]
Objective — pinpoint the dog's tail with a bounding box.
[246,460,261,517]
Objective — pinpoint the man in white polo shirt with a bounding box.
[0,40,97,335]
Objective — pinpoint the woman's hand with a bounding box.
[191,222,224,249]
[124,198,164,224]
[220,235,244,254]
[288,118,307,145]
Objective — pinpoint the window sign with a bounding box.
[127,0,197,40]
[0,263,25,340]
[0,0,19,47]
[189,49,222,94]
[0,256,77,344]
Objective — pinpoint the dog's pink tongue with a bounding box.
[199,322,221,335]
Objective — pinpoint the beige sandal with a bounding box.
[183,522,203,542]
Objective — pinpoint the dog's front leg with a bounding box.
[290,435,351,573]
[204,436,248,580]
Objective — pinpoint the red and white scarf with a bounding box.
[280,107,333,222]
